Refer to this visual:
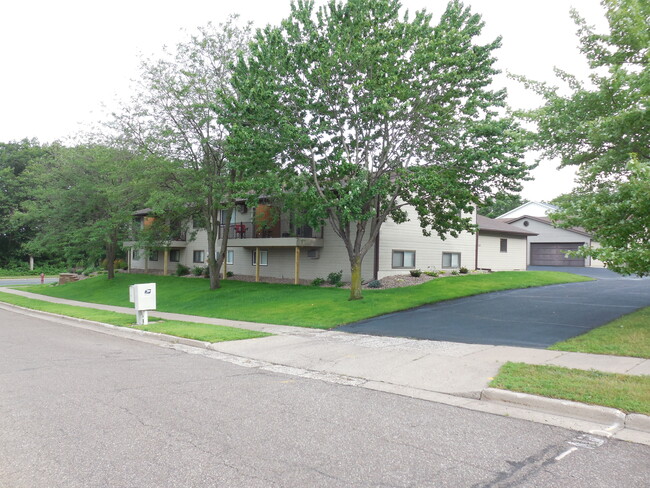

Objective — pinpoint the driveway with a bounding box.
[337,268,650,348]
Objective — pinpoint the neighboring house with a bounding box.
[476,215,537,271]
[500,215,605,268]
[124,204,533,282]
[498,201,558,219]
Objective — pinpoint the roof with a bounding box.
[497,201,558,219]
[477,214,538,237]
[500,215,592,237]
[132,208,153,217]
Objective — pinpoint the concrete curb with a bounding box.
[481,388,650,434]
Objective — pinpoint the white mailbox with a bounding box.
[129,283,156,325]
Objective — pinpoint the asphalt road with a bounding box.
[1,307,649,487]
[0,278,57,286]
[338,269,650,348]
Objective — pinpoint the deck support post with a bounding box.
[163,249,169,276]
[294,247,300,285]
[255,247,260,282]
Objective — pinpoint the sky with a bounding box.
[0,0,608,202]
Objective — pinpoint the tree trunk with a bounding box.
[106,238,117,280]
[207,208,232,290]
[348,255,363,301]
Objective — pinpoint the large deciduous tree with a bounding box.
[18,143,149,279]
[0,139,52,265]
[518,0,649,275]
[115,17,254,290]
[225,0,528,299]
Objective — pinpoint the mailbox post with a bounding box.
[129,283,156,325]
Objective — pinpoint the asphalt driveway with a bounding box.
[337,267,650,348]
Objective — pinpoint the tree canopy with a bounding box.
[114,17,257,289]
[225,0,528,299]
[518,0,649,274]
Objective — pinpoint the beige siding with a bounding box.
[377,207,477,277]
[477,233,527,271]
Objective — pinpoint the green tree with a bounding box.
[0,139,52,266]
[18,143,150,279]
[478,193,528,219]
[225,0,528,299]
[115,17,258,290]
[518,0,649,274]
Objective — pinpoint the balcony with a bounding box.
[220,221,324,248]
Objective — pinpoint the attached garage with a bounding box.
[530,242,585,267]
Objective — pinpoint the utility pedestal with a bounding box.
[129,283,156,325]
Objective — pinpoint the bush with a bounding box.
[424,271,439,277]
[203,266,210,278]
[226,271,234,277]
[459,266,469,274]
[311,277,325,286]
[367,280,382,288]
[327,270,343,286]
[82,266,98,276]
[451,270,459,276]
[175,264,190,276]
[192,266,204,276]
[409,269,422,277]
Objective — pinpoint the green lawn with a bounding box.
[490,362,650,415]
[18,271,591,328]
[0,291,271,343]
[550,306,650,359]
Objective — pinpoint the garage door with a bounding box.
[530,243,585,267]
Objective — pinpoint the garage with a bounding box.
[530,242,586,267]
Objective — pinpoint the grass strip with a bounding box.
[0,291,271,343]
[18,271,591,328]
[490,362,650,416]
[549,306,650,359]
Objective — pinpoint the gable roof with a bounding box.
[477,214,538,237]
[497,201,558,219]
[500,215,592,237]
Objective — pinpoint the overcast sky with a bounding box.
[0,0,608,201]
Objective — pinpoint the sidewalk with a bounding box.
[2,286,649,444]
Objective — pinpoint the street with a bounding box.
[1,307,649,487]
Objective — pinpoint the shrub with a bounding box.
[327,270,343,286]
[175,264,190,276]
[226,271,234,277]
[451,270,459,276]
[409,269,422,277]
[459,266,469,274]
[192,266,204,276]
[424,271,439,277]
[203,266,210,278]
[367,280,382,288]
[311,277,325,286]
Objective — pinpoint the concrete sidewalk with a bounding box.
[2,286,649,397]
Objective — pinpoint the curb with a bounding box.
[481,388,650,434]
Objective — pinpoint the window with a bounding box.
[392,250,416,268]
[500,239,508,253]
[149,250,158,261]
[227,249,234,265]
[252,250,268,266]
[170,250,181,262]
[442,252,460,268]
[132,250,140,261]
[193,250,205,263]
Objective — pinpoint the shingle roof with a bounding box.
[477,214,538,236]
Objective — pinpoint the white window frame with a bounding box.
[226,249,235,265]
[252,250,268,266]
[392,250,416,269]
